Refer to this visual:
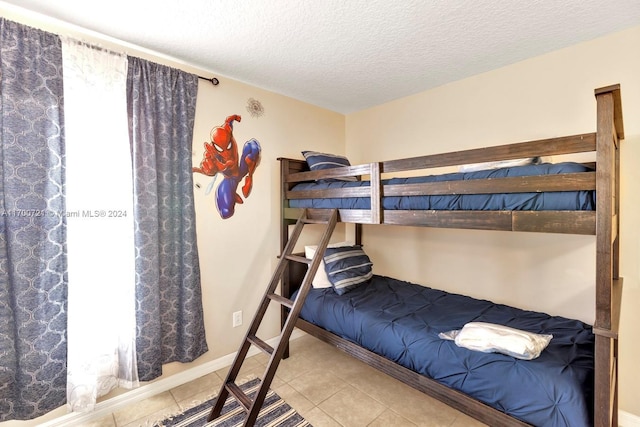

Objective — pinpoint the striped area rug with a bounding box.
[154,378,311,427]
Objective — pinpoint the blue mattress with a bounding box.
[289,162,595,211]
[295,275,594,427]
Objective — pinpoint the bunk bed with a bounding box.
[278,85,624,427]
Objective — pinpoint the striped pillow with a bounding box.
[302,151,357,181]
[323,245,373,295]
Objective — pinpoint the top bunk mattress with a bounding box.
[288,162,595,211]
[294,275,594,427]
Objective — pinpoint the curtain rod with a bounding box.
[198,76,219,86]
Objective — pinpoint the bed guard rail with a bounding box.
[281,131,598,229]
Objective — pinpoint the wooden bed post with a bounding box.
[369,162,382,224]
[593,84,623,427]
[279,157,302,359]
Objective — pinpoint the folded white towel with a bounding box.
[439,322,552,360]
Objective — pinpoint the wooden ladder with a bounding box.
[208,208,338,426]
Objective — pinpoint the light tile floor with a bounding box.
[86,334,487,427]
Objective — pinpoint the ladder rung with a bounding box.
[268,293,294,309]
[247,334,274,355]
[285,254,311,264]
[302,218,329,224]
[225,381,253,412]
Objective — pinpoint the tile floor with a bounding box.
[86,334,487,427]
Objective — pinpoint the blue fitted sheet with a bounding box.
[289,162,595,211]
[295,275,594,427]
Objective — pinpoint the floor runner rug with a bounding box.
[153,377,312,427]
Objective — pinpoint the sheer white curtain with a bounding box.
[61,38,138,411]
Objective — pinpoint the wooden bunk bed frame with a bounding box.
[278,85,624,427]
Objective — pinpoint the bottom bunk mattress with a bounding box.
[293,275,594,427]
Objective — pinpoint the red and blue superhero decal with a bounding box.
[193,115,261,219]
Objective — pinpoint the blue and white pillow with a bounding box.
[323,245,373,295]
[302,151,357,181]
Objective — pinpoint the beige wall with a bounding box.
[160,74,348,376]
[346,26,640,417]
[185,78,345,367]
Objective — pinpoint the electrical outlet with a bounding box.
[232,310,242,327]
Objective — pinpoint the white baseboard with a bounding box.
[39,329,307,427]
[621,410,640,427]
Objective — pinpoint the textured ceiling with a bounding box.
[2,0,640,113]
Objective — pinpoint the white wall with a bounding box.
[346,26,640,417]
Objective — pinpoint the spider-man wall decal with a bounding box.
[193,115,261,219]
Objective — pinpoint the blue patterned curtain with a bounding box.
[127,57,207,381]
[0,19,67,420]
